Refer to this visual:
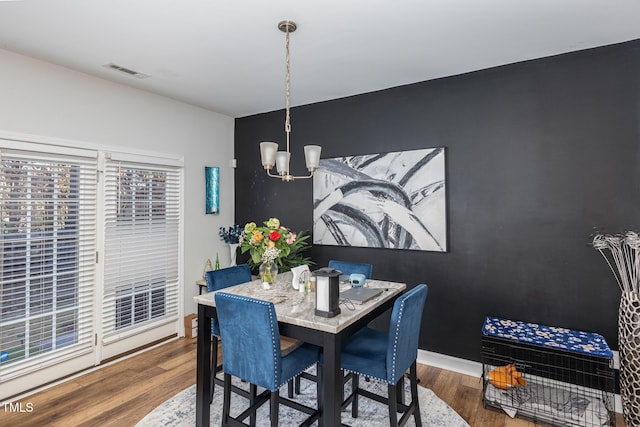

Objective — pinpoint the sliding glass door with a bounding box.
[0,139,183,398]
[0,144,97,395]
[100,156,181,359]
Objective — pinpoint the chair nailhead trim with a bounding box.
[390,293,408,383]
[345,369,387,383]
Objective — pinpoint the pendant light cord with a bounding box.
[284,22,291,155]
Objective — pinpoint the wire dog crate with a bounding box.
[481,316,616,427]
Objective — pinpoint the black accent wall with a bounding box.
[234,39,640,362]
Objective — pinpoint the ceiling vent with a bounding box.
[103,63,150,79]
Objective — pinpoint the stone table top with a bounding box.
[194,271,406,334]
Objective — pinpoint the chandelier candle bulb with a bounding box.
[304,145,321,171]
[260,142,278,169]
[275,151,290,175]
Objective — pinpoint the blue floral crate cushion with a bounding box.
[482,316,613,359]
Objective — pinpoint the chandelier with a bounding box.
[259,20,321,182]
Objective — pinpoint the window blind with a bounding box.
[0,148,97,381]
[102,158,180,341]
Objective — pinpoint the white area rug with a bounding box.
[137,371,469,426]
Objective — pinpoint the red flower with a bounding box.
[269,230,281,241]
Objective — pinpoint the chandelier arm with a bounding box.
[265,169,313,181]
[266,169,282,178]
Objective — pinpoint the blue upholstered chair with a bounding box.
[215,292,321,427]
[341,284,428,427]
[204,264,252,401]
[328,259,373,279]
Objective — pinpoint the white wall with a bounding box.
[0,48,235,317]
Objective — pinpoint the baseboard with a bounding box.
[417,349,623,415]
[417,349,483,379]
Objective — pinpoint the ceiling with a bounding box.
[1,1,639,118]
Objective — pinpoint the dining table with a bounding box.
[194,271,406,427]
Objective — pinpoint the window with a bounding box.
[102,158,180,340]
[115,280,166,330]
[0,148,96,375]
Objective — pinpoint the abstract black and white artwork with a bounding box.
[313,148,446,251]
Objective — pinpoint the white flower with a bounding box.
[262,247,281,263]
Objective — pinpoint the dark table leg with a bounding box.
[196,304,212,427]
[320,334,342,427]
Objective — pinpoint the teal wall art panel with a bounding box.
[205,166,219,214]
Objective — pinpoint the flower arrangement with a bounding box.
[592,231,640,293]
[219,224,243,244]
[239,217,313,272]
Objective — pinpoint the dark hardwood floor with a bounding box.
[2,337,625,426]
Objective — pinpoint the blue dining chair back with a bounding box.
[205,264,251,336]
[387,284,428,383]
[205,263,251,292]
[215,292,320,426]
[218,292,283,389]
[203,264,252,402]
[328,260,373,279]
[340,284,428,427]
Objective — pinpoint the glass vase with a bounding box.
[259,261,278,287]
[228,243,238,267]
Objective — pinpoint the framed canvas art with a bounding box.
[313,147,446,251]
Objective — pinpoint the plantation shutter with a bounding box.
[0,143,97,381]
[102,154,181,342]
